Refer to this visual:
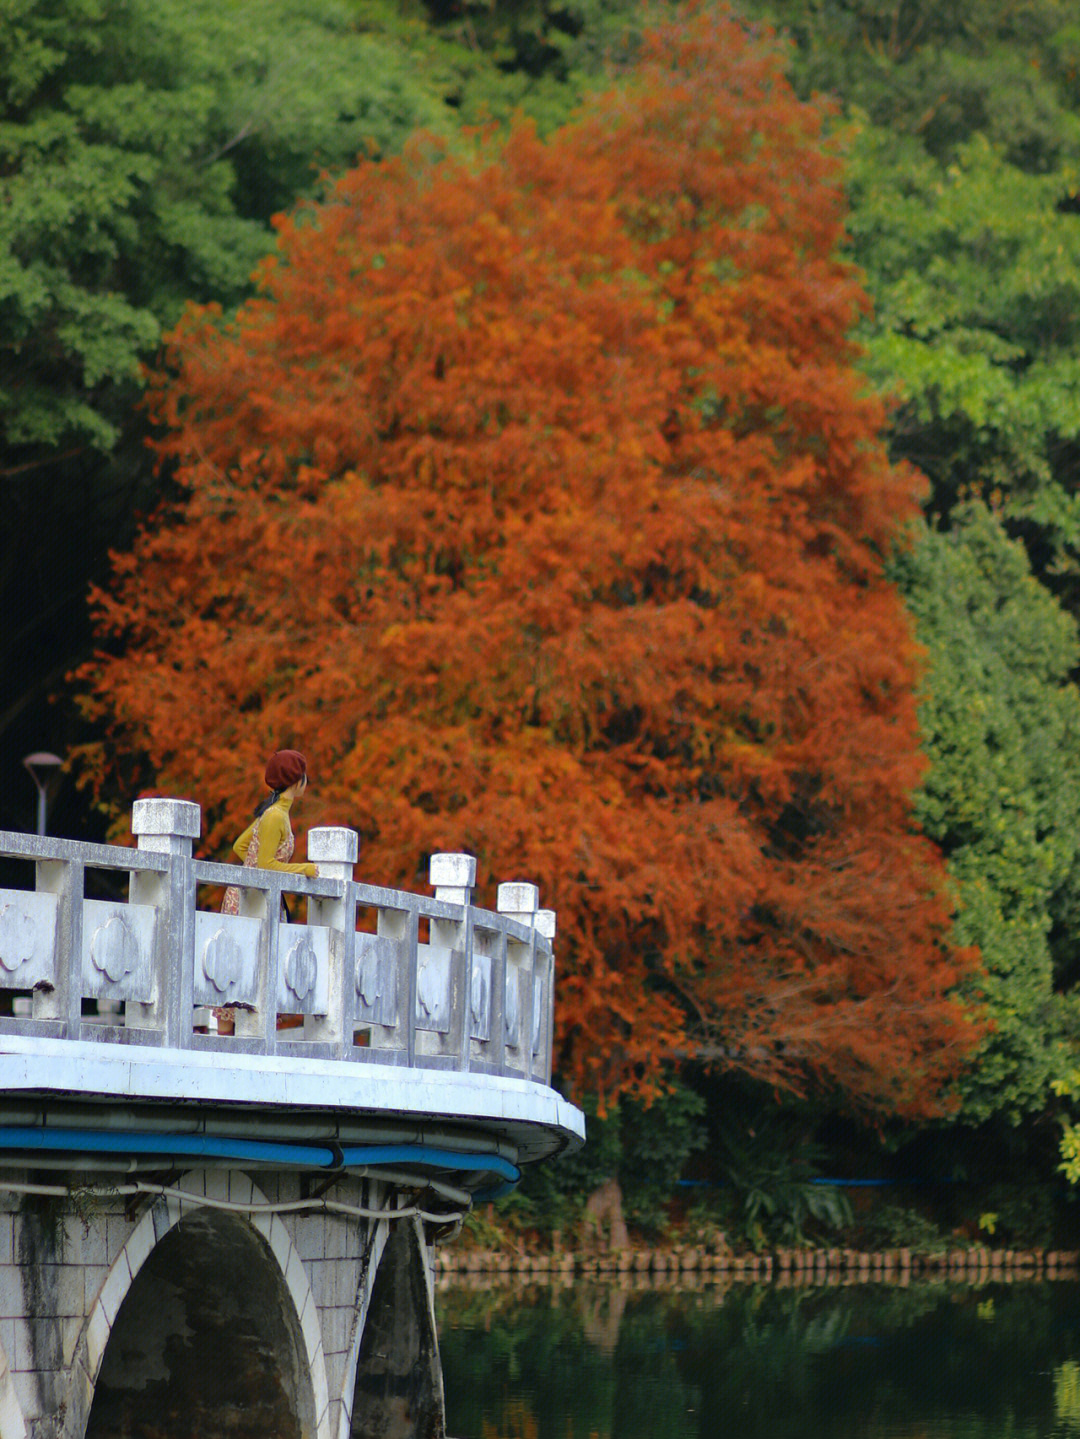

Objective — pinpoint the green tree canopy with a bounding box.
[736,0,1080,603]
[0,0,453,463]
[893,504,1080,1123]
[745,0,1080,169]
[403,0,652,130]
[846,131,1080,612]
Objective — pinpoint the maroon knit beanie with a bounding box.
[264,749,308,791]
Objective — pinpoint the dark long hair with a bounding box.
[253,789,283,819]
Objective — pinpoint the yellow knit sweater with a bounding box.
[232,795,317,878]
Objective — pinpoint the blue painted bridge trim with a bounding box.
[0,1126,521,1186]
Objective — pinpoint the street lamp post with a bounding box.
[22,752,63,836]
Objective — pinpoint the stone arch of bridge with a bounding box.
[66,1171,329,1439]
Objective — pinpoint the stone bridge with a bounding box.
[0,799,584,1438]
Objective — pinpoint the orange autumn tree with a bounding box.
[81,7,980,1113]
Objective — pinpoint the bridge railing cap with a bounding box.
[131,798,201,840]
[497,881,539,915]
[429,853,477,889]
[308,826,358,865]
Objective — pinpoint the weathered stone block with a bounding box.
[0,1216,14,1268]
[81,1264,108,1312]
[62,1315,83,1368]
[85,1302,110,1377]
[53,1264,85,1319]
[97,1252,131,1327]
[292,1214,327,1262]
[124,1214,155,1282]
[105,1212,132,1263]
[322,1304,355,1357]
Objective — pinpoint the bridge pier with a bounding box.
[0,1168,446,1439]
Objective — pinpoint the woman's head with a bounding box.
[264,749,308,792]
[252,749,309,817]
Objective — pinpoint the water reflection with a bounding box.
[437,1278,1080,1439]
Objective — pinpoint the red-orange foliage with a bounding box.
[81,7,980,1113]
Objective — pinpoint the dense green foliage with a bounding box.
[740,0,1080,599]
[846,134,1080,605]
[892,507,1080,1123]
[743,1,1080,166]
[485,1081,707,1238]
[404,0,650,128]
[0,0,456,462]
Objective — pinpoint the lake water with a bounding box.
[437,1276,1080,1438]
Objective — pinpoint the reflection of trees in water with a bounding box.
[580,1284,628,1355]
[481,1397,539,1439]
[440,1282,621,1439]
[1056,1359,1080,1431]
[438,1281,1080,1439]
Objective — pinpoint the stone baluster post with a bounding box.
[496,881,538,1070]
[234,869,282,1050]
[31,854,84,1037]
[534,908,556,1083]
[128,798,201,1047]
[374,900,417,1066]
[305,826,358,1053]
[484,923,507,1075]
[429,853,476,1069]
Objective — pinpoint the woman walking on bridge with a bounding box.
[216,748,318,1034]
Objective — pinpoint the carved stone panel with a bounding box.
[414,942,452,1034]
[193,910,261,1009]
[355,934,399,1028]
[469,950,491,1042]
[202,927,244,997]
[0,889,58,990]
[81,900,156,1001]
[276,923,330,1015]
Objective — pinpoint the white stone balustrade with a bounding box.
[0,801,557,1083]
